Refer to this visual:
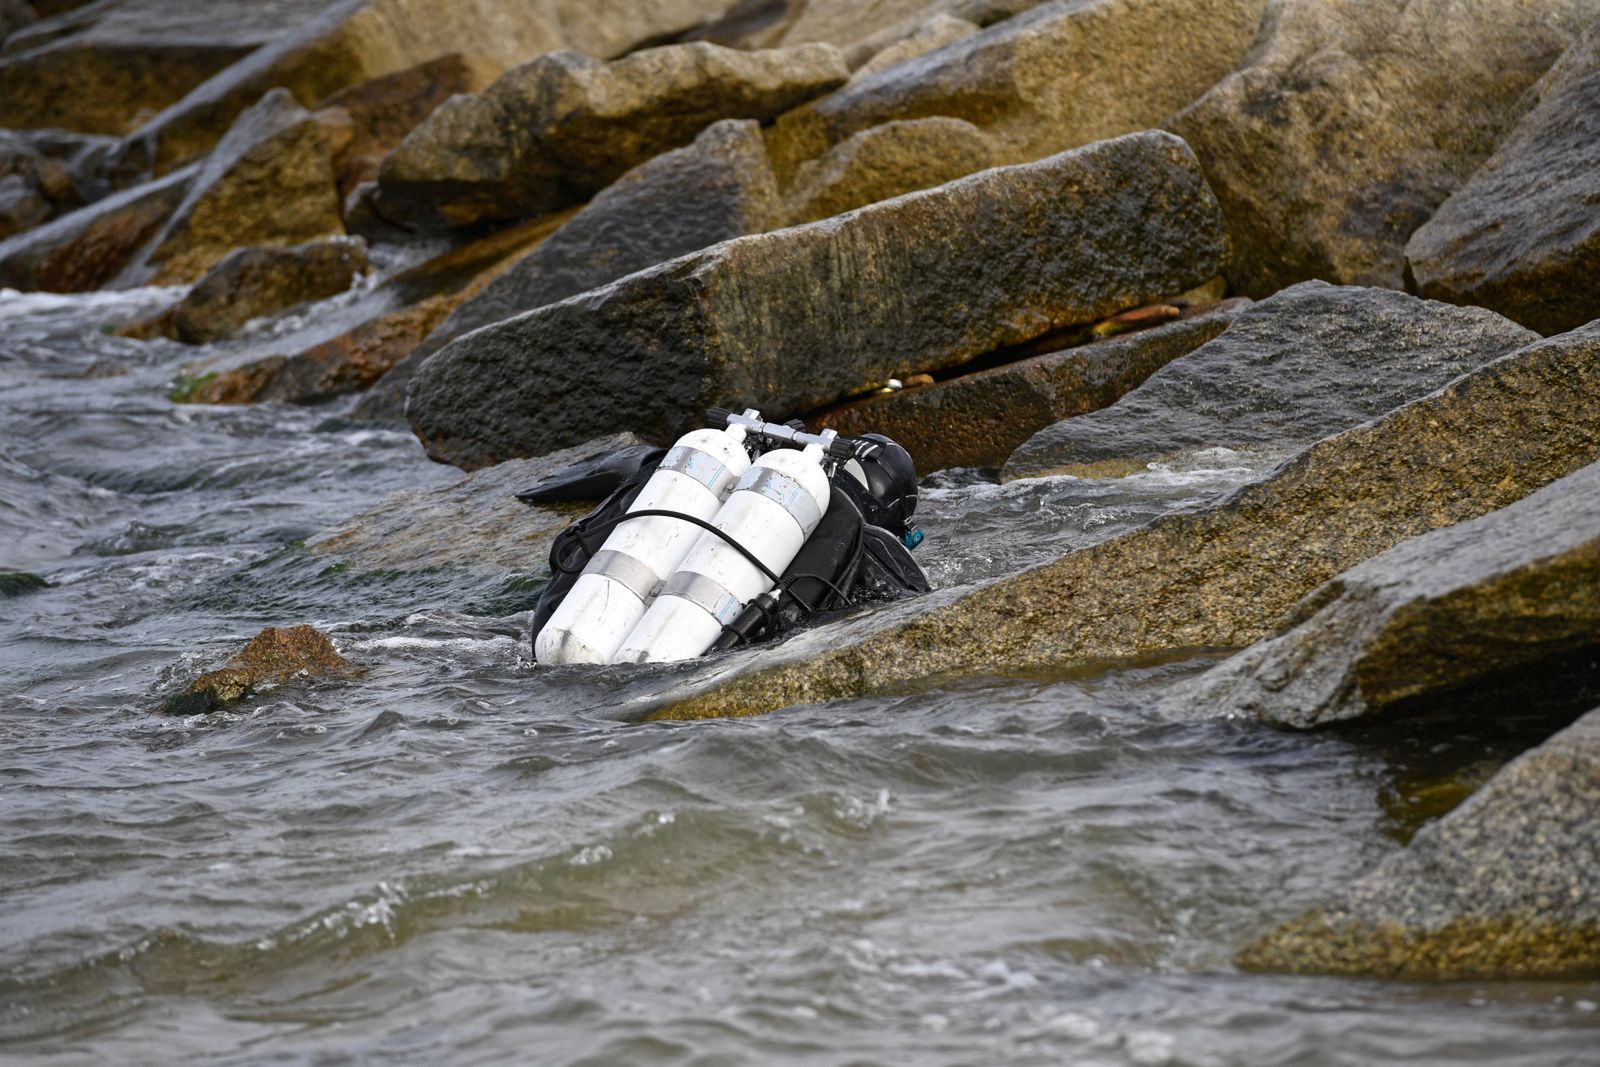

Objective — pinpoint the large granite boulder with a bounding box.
[142,237,368,344]
[1237,707,1600,979]
[115,0,736,178]
[373,41,847,230]
[139,89,345,285]
[297,117,781,416]
[0,163,195,292]
[1160,461,1600,729]
[767,0,1269,179]
[849,14,978,79]
[817,299,1246,473]
[1406,30,1600,336]
[0,0,318,135]
[1169,0,1597,297]
[650,320,1600,720]
[407,130,1229,469]
[1003,282,1539,480]
[784,116,993,224]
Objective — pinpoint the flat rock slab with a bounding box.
[147,236,367,343]
[374,41,846,229]
[1406,29,1600,336]
[817,299,1246,473]
[407,130,1229,470]
[0,162,194,292]
[784,116,994,225]
[309,434,640,573]
[1237,706,1600,980]
[769,0,1268,178]
[1162,460,1600,728]
[1169,0,1597,297]
[1002,282,1538,480]
[649,320,1600,720]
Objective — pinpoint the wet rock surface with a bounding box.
[1169,0,1598,297]
[1405,29,1600,337]
[1003,282,1538,481]
[768,0,1268,179]
[161,623,357,715]
[817,299,1246,473]
[1237,706,1600,979]
[0,161,194,291]
[140,88,346,285]
[1162,460,1600,729]
[784,116,993,224]
[373,41,847,230]
[654,320,1600,720]
[407,130,1228,469]
[0,129,81,240]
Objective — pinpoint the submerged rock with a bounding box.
[137,237,367,344]
[768,0,1268,179]
[1237,706,1600,980]
[373,41,846,230]
[1406,29,1600,336]
[0,162,195,292]
[309,434,641,573]
[1169,0,1596,296]
[1003,282,1538,481]
[652,320,1600,720]
[161,623,357,715]
[407,130,1228,470]
[0,570,49,597]
[1160,461,1600,729]
[140,88,345,285]
[817,299,1246,473]
[784,116,994,224]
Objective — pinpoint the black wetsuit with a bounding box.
[520,447,930,661]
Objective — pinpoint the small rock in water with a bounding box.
[161,624,357,715]
[0,570,49,597]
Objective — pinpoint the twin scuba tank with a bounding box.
[533,415,833,666]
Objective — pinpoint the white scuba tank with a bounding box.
[534,425,751,665]
[612,442,832,664]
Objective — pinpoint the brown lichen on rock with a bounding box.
[162,624,357,715]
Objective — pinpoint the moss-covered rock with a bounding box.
[0,570,50,597]
[650,319,1600,720]
[1237,707,1600,980]
[161,624,357,715]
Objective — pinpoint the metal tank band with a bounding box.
[660,570,745,625]
[658,444,740,497]
[580,549,663,605]
[731,466,824,534]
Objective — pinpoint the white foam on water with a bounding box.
[0,286,186,320]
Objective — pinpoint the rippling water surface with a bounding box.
[3,288,1597,1066]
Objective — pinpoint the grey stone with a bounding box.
[164,237,368,343]
[784,116,993,224]
[650,320,1600,721]
[407,130,1229,469]
[373,41,847,230]
[1163,460,1600,728]
[1002,282,1539,480]
[1406,29,1600,336]
[850,14,979,79]
[1237,706,1600,979]
[1169,0,1598,297]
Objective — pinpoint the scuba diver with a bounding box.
[520,408,930,665]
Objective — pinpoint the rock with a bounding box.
[782,0,961,49]
[315,54,486,200]
[0,162,194,292]
[678,0,802,51]
[156,237,368,344]
[0,174,51,239]
[373,41,847,230]
[850,14,978,79]
[817,299,1246,472]
[0,129,79,237]
[1003,282,1539,481]
[161,623,357,715]
[185,210,575,405]
[784,116,993,224]
[651,320,1600,720]
[768,0,1269,181]
[1237,707,1600,979]
[0,570,49,597]
[408,129,1229,469]
[1405,30,1600,336]
[309,434,642,572]
[140,88,345,285]
[1168,0,1597,298]
[1161,461,1600,729]
[1,0,35,44]
[0,0,323,135]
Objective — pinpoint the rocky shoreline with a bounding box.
[3,0,1597,984]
